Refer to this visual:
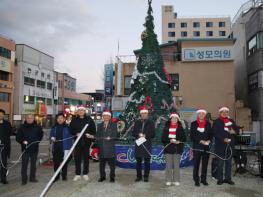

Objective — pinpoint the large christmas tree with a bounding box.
[122,0,175,141]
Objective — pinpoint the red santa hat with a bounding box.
[139,106,148,114]
[219,106,229,112]
[196,109,207,114]
[77,105,86,111]
[102,109,111,116]
[170,112,180,120]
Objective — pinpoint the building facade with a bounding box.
[0,35,15,122]
[232,0,263,142]
[162,5,231,43]
[14,44,56,127]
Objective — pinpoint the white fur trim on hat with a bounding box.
[102,111,111,116]
[170,113,180,120]
[77,106,86,110]
[196,109,207,114]
[219,107,229,112]
[140,109,149,114]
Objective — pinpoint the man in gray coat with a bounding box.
[96,109,117,183]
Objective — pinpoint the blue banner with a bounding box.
[116,144,193,170]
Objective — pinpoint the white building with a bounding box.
[14,44,57,127]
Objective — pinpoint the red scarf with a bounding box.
[220,116,232,131]
[197,118,206,132]
[169,122,177,139]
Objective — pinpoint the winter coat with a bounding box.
[50,124,73,152]
[96,121,118,158]
[162,121,186,154]
[132,119,155,158]
[69,115,96,148]
[0,120,12,157]
[16,122,43,154]
[190,120,213,151]
[213,118,239,157]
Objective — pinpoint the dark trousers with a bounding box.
[193,151,209,183]
[136,157,151,178]
[21,152,38,183]
[53,151,69,180]
[0,150,8,181]
[99,158,115,179]
[217,157,232,181]
[74,146,89,175]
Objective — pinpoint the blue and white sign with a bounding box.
[182,46,233,62]
[104,64,114,96]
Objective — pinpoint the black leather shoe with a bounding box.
[144,177,149,182]
[135,177,142,182]
[195,182,200,187]
[29,179,38,183]
[1,180,8,184]
[224,180,235,185]
[21,181,27,185]
[62,176,67,181]
[201,181,209,186]
[98,177,106,182]
[110,178,115,183]
[217,180,224,185]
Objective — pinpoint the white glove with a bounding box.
[51,137,56,142]
[23,141,28,145]
[136,137,146,146]
[86,133,94,139]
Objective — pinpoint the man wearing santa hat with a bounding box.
[132,106,155,182]
[190,109,212,187]
[69,105,96,181]
[96,109,118,183]
[213,107,239,185]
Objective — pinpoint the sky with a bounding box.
[0,0,246,92]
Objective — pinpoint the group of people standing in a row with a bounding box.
[0,105,238,187]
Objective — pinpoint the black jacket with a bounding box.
[213,118,239,157]
[96,121,117,158]
[0,120,12,157]
[69,115,96,148]
[190,120,212,150]
[132,119,155,158]
[16,122,43,154]
[162,121,186,154]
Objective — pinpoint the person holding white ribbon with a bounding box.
[213,107,238,185]
[190,109,212,187]
[50,113,73,182]
[132,106,155,182]
[162,112,186,186]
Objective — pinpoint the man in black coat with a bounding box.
[0,109,12,184]
[190,109,212,186]
[96,109,117,183]
[213,107,238,185]
[16,114,43,185]
[132,106,155,182]
[69,105,96,181]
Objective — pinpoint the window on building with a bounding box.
[206,22,213,27]
[193,31,200,37]
[181,22,187,28]
[193,22,200,28]
[46,98,52,105]
[219,21,226,27]
[124,75,131,95]
[35,70,38,76]
[37,80,46,89]
[219,31,226,36]
[181,31,188,37]
[24,95,34,104]
[248,35,257,56]
[24,77,35,86]
[0,47,11,59]
[258,32,263,49]
[206,31,213,37]
[168,32,175,37]
[47,74,50,79]
[0,71,9,81]
[36,97,45,103]
[169,74,179,91]
[47,82,52,90]
[248,72,258,91]
[168,23,175,28]
[0,92,10,102]
[41,72,45,77]
[27,68,32,74]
